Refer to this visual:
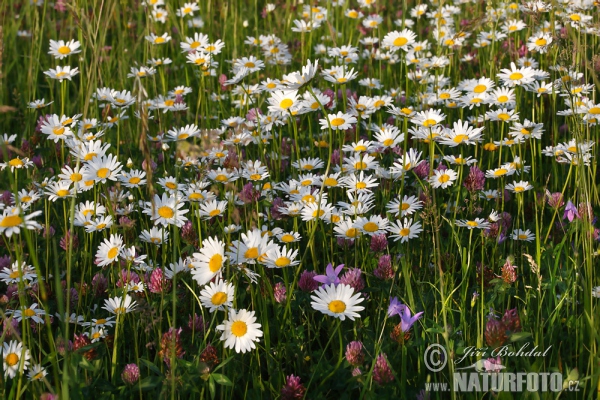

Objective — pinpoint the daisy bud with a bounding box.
[121,363,140,385]
[161,143,170,151]
[126,157,134,168]
[242,20,248,27]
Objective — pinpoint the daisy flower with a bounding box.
[7,303,45,324]
[486,108,519,122]
[191,237,227,285]
[320,112,357,130]
[429,169,458,189]
[497,62,536,87]
[1,341,30,378]
[354,215,389,236]
[485,165,516,179]
[0,208,42,237]
[264,245,300,268]
[102,294,137,315]
[455,218,491,230]
[48,39,82,59]
[28,98,53,109]
[505,180,533,193]
[216,309,263,353]
[388,218,423,243]
[84,154,123,183]
[292,157,325,171]
[197,199,228,220]
[334,218,362,240]
[119,169,147,188]
[383,29,417,51]
[200,279,235,312]
[310,283,365,321]
[44,65,79,81]
[511,229,535,242]
[145,33,171,45]
[276,231,301,244]
[27,364,47,381]
[268,90,300,115]
[411,109,446,128]
[95,234,123,267]
[143,193,189,227]
[385,195,422,217]
[176,2,200,17]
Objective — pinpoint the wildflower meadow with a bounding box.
[0,0,599,398]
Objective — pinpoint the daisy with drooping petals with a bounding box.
[216,309,263,353]
[310,283,365,321]
[102,294,137,315]
[95,234,123,267]
[191,237,227,285]
[200,279,235,312]
[263,246,300,269]
[505,180,533,193]
[139,226,169,245]
[44,65,79,81]
[145,33,171,45]
[455,218,491,230]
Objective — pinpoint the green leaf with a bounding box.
[211,373,233,386]
[211,356,235,373]
[138,358,162,376]
[509,332,532,342]
[208,375,216,400]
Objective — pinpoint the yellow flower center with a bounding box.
[473,84,486,93]
[494,168,508,176]
[324,177,338,186]
[24,308,36,317]
[439,93,451,100]
[354,161,367,170]
[400,228,411,236]
[466,221,478,227]
[281,234,295,243]
[588,107,600,114]
[56,189,70,197]
[383,138,394,147]
[154,37,165,44]
[312,209,325,218]
[245,247,259,259]
[453,134,468,143]
[129,177,141,185]
[535,38,547,46]
[422,119,437,127]
[71,173,82,182]
[302,194,315,203]
[97,168,110,179]
[211,291,228,306]
[509,72,523,80]
[96,223,106,230]
[209,209,221,217]
[249,173,262,180]
[331,118,345,127]
[438,174,450,183]
[5,353,19,367]
[328,300,346,314]
[363,221,379,232]
[393,37,408,47]
[245,62,255,68]
[231,321,248,337]
[107,247,119,259]
[275,257,291,267]
[280,98,293,109]
[215,174,228,182]
[518,234,528,240]
[58,46,71,55]
[158,206,174,218]
[209,254,223,272]
[9,158,24,167]
[346,228,360,238]
[498,113,510,121]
